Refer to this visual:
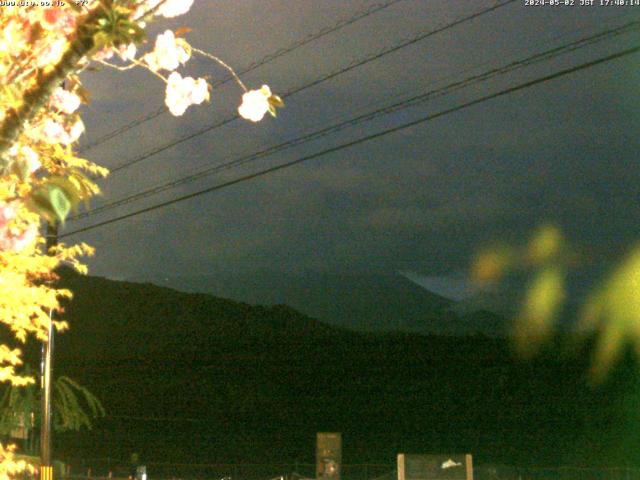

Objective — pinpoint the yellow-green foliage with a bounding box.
[0,369,105,436]
[0,2,156,475]
[0,3,272,474]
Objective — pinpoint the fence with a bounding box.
[60,461,640,480]
[61,462,393,480]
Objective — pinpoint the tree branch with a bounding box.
[0,8,102,158]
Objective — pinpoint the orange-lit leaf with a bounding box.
[174,27,192,37]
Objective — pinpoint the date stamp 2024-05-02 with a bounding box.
[524,0,640,6]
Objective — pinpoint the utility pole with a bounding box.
[41,221,58,480]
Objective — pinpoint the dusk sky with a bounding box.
[60,0,640,331]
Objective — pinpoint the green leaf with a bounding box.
[514,266,565,357]
[92,31,112,51]
[47,176,79,197]
[578,245,640,381]
[48,186,72,224]
[26,189,57,224]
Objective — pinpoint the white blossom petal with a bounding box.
[118,43,137,61]
[68,119,85,144]
[156,0,194,18]
[147,30,190,72]
[165,72,209,116]
[238,87,271,122]
[50,87,81,114]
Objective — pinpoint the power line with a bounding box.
[78,0,406,153]
[60,45,640,239]
[104,0,518,174]
[69,19,640,221]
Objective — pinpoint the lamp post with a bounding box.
[41,221,58,480]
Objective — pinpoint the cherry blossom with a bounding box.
[68,119,85,144]
[0,19,30,57]
[165,72,209,116]
[21,147,41,174]
[38,118,85,145]
[41,120,67,144]
[50,88,81,115]
[37,39,66,69]
[238,86,272,122]
[4,224,37,252]
[8,145,41,174]
[139,0,195,18]
[117,43,137,62]
[93,47,115,62]
[0,0,283,403]
[157,0,195,18]
[94,43,137,62]
[0,204,16,228]
[144,30,190,72]
[0,203,35,252]
[40,8,76,34]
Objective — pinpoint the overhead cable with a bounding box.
[102,0,518,174]
[78,0,407,153]
[70,20,640,221]
[60,45,640,239]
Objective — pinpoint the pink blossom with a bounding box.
[8,145,41,174]
[50,87,81,114]
[39,118,84,145]
[6,224,37,252]
[165,72,209,116]
[41,119,67,144]
[41,8,76,34]
[37,39,66,68]
[0,204,35,253]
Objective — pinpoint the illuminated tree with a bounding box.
[0,366,105,454]
[0,0,282,472]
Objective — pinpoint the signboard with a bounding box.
[397,454,473,480]
[136,466,147,480]
[316,432,342,480]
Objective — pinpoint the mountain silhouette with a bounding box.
[126,271,509,336]
[10,268,638,473]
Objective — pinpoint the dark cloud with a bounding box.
[66,1,640,327]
